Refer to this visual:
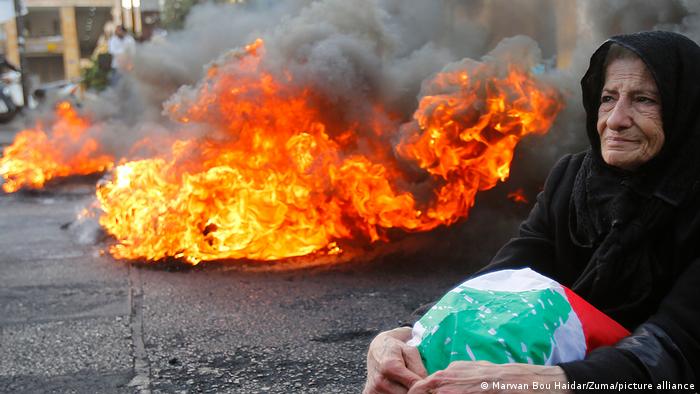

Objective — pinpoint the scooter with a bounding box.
[0,69,22,123]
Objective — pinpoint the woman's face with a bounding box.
[597,57,665,170]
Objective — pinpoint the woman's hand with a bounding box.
[363,327,428,394]
[407,361,572,394]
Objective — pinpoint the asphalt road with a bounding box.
[0,119,529,393]
[0,183,520,393]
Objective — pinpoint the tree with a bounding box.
[161,0,201,30]
[161,0,246,30]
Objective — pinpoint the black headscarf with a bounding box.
[570,31,700,327]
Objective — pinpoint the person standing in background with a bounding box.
[107,25,136,84]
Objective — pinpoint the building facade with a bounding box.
[0,0,160,85]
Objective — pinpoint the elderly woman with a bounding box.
[364,30,700,394]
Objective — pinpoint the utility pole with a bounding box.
[12,0,28,107]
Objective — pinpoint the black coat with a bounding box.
[476,31,700,390]
[481,151,698,389]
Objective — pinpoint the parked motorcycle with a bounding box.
[0,69,23,123]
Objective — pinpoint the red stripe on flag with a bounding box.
[562,286,630,353]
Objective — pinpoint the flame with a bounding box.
[0,102,113,192]
[396,65,560,227]
[507,188,529,204]
[96,39,562,264]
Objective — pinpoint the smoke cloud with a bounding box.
[63,0,699,172]
[19,0,700,266]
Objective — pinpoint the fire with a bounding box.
[96,40,563,264]
[0,102,113,192]
[507,188,529,204]
[396,65,560,226]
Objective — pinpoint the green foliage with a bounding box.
[161,0,241,30]
[161,0,201,30]
[81,58,111,92]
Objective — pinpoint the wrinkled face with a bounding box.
[597,57,665,170]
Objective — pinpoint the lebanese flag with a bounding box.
[408,268,630,374]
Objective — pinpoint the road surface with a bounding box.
[0,123,525,393]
